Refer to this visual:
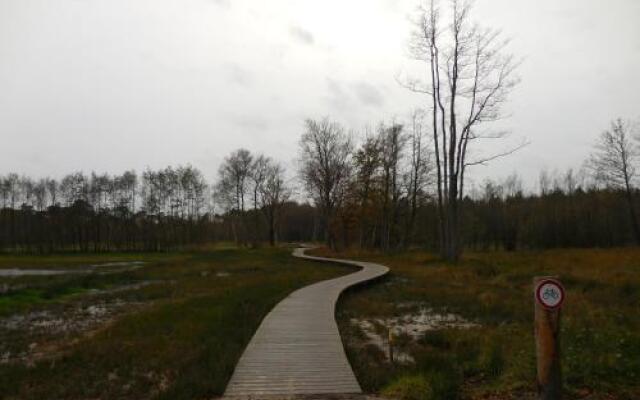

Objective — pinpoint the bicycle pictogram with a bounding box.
[542,287,559,300]
[535,279,565,309]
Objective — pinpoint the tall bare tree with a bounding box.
[403,110,434,247]
[5,173,20,209]
[215,149,253,245]
[259,162,291,246]
[60,172,88,206]
[406,0,521,261]
[298,118,353,248]
[378,122,406,250]
[45,178,58,207]
[249,155,270,247]
[33,179,47,212]
[588,118,639,245]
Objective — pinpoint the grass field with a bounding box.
[0,247,352,399]
[312,247,640,400]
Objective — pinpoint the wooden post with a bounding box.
[534,276,563,400]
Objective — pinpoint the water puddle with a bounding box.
[86,280,157,295]
[0,261,146,277]
[387,307,480,339]
[350,305,479,364]
[352,319,416,363]
[0,300,131,333]
[0,269,78,277]
[0,299,145,365]
[89,261,145,268]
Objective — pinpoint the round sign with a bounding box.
[535,279,565,309]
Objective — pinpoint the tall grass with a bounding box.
[321,247,640,399]
[0,248,351,399]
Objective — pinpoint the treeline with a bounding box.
[291,117,640,252]
[0,166,214,252]
[1,119,639,254]
[1,168,638,254]
[213,117,639,252]
[462,174,640,250]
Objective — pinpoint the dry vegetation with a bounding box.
[311,247,640,400]
[0,247,352,399]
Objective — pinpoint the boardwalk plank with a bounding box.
[223,247,388,397]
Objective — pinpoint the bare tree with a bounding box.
[215,149,253,245]
[0,177,9,209]
[539,169,551,196]
[90,172,111,212]
[587,118,640,244]
[405,0,521,261]
[249,155,270,247]
[60,172,88,206]
[378,122,406,250]
[120,170,138,213]
[5,173,20,209]
[45,178,58,207]
[298,118,353,248]
[33,179,47,211]
[259,162,291,246]
[403,109,435,247]
[20,176,35,208]
[503,173,523,198]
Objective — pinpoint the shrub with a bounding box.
[383,375,433,400]
[383,372,460,400]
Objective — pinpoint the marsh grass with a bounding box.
[0,247,352,399]
[316,247,640,400]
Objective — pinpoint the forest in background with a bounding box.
[3,1,638,257]
[0,117,638,254]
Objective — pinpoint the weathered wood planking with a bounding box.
[224,247,389,397]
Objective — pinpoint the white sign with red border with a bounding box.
[535,279,565,309]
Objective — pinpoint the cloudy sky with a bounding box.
[1,0,639,191]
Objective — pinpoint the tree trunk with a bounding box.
[445,171,461,263]
[624,185,640,246]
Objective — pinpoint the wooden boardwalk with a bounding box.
[224,248,389,397]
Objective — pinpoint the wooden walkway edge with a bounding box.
[223,247,389,398]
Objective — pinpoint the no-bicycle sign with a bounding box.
[535,278,565,309]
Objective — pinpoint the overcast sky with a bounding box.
[1,0,639,191]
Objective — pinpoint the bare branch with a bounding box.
[464,139,530,167]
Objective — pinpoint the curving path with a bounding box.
[224,247,389,397]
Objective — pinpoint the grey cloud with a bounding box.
[325,79,385,112]
[231,115,269,131]
[325,77,354,117]
[352,82,384,107]
[325,78,350,109]
[326,78,345,97]
[289,26,315,46]
[1,0,639,188]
